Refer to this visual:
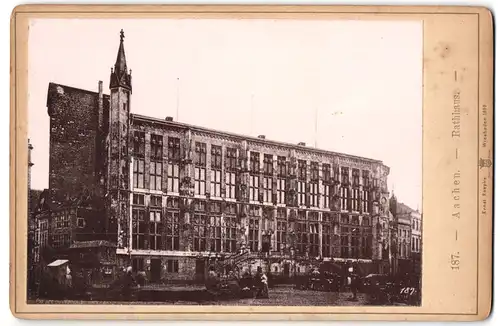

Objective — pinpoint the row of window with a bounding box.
[132,194,372,225]
[53,214,70,229]
[399,243,411,259]
[130,197,373,258]
[51,233,70,248]
[399,228,411,239]
[134,132,375,186]
[133,161,371,212]
[132,258,179,273]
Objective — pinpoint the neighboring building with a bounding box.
[389,194,420,276]
[411,209,422,254]
[411,208,422,276]
[40,30,394,283]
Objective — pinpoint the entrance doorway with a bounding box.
[150,259,161,283]
[283,263,290,278]
[195,259,205,282]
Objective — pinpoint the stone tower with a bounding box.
[107,29,132,248]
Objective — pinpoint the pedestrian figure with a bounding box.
[347,272,358,301]
[254,266,269,298]
[351,273,358,300]
[206,265,220,293]
[121,266,137,301]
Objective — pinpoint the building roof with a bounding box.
[131,113,388,167]
[70,240,117,249]
[47,259,69,267]
[397,202,418,215]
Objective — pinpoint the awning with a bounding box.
[47,259,68,267]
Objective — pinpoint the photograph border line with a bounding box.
[11,9,483,317]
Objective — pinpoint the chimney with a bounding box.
[298,142,306,146]
[258,135,266,139]
[165,116,174,122]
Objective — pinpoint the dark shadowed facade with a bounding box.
[35,31,397,285]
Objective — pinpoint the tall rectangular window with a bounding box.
[322,164,331,183]
[248,205,260,252]
[167,260,179,273]
[149,210,162,250]
[309,212,319,257]
[263,176,272,203]
[225,148,237,199]
[250,153,260,202]
[362,170,369,187]
[340,186,349,211]
[211,145,222,169]
[211,146,222,197]
[298,181,306,206]
[224,203,237,252]
[226,147,237,170]
[352,168,360,187]
[132,194,146,250]
[351,228,360,258]
[277,156,286,204]
[193,201,207,251]
[167,137,181,161]
[277,177,286,204]
[133,159,145,189]
[195,142,207,166]
[340,226,349,258]
[297,210,307,254]
[166,198,180,250]
[362,190,369,213]
[277,156,287,177]
[133,131,145,157]
[194,142,207,195]
[211,170,222,198]
[352,188,360,212]
[298,160,307,206]
[167,163,179,193]
[276,208,287,251]
[167,137,180,193]
[250,152,260,174]
[323,183,331,209]
[208,202,222,252]
[149,161,162,191]
[249,175,259,202]
[322,213,332,257]
[364,234,373,258]
[298,160,307,181]
[263,154,273,175]
[310,181,319,207]
[311,162,319,181]
[334,165,340,183]
[341,167,349,185]
[150,134,163,160]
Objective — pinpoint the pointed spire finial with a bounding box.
[110,29,132,91]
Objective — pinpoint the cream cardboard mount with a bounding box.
[10,4,493,321]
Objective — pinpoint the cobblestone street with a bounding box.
[212,287,372,306]
[32,286,383,306]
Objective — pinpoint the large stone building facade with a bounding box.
[40,31,394,283]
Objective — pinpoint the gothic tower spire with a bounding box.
[110,29,132,92]
[107,29,132,247]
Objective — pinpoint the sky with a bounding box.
[28,18,422,210]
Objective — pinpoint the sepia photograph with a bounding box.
[25,17,424,307]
